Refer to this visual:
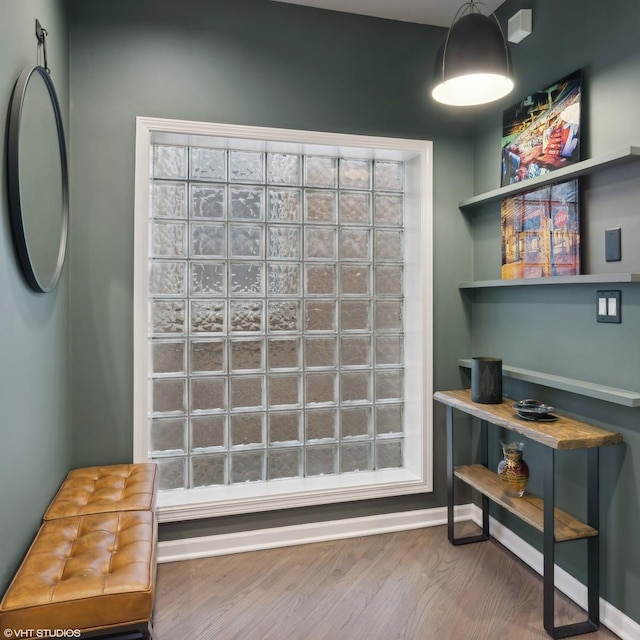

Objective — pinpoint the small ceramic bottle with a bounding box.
[497,441,529,497]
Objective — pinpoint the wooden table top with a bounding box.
[434,389,623,450]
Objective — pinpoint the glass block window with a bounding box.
[148,143,407,491]
[135,118,432,520]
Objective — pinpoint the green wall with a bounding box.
[0,0,70,593]
[469,0,640,623]
[66,0,473,529]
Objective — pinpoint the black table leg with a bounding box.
[447,406,489,545]
[543,447,600,638]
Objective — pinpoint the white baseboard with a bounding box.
[469,505,640,640]
[157,503,639,639]
[157,504,473,562]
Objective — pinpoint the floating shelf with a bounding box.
[458,273,640,289]
[459,145,640,211]
[454,465,597,542]
[458,360,640,407]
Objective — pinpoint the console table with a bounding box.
[434,389,623,639]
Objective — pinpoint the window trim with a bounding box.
[134,116,434,522]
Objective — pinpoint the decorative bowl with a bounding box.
[512,399,555,415]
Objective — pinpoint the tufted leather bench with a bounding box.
[0,464,157,640]
[44,463,158,520]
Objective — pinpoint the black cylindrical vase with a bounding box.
[471,357,503,404]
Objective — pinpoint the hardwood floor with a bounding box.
[154,524,620,640]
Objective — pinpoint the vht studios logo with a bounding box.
[3,630,81,638]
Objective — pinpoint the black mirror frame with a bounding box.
[7,65,69,293]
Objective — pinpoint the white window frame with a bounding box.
[133,116,433,523]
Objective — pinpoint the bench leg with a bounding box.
[79,620,153,640]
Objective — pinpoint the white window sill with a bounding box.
[157,469,430,522]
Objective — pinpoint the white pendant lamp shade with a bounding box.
[432,8,513,106]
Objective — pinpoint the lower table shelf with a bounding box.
[454,465,598,543]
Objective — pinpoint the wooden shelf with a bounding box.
[434,389,624,449]
[458,145,640,211]
[454,464,597,542]
[459,273,640,289]
[457,360,640,407]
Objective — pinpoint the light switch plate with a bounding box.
[596,290,621,323]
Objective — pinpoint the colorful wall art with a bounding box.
[501,179,580,279]
[501,71,581,187]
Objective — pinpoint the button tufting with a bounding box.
[0,510,156,631]
[43,464,157,520]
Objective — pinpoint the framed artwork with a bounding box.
[501,179,580,279]
[501,70,582,187]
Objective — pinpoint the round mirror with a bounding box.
[7,65,69,293]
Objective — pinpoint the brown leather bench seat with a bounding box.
[0,464,157,640]
[44,463,158,520]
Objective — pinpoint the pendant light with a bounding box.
[432,1,513,107]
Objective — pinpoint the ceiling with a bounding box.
[270,0,505,27]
